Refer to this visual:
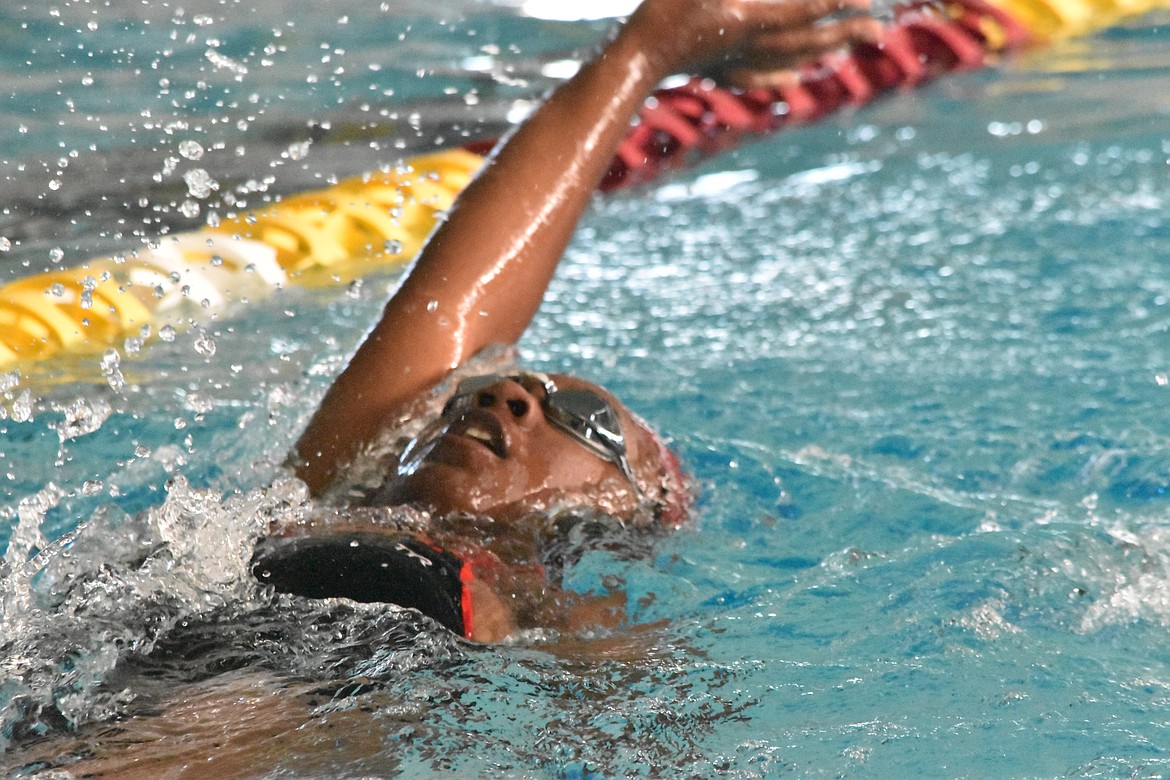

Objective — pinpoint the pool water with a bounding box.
[4,2,1170,776]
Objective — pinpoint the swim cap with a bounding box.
[253,532,469,636]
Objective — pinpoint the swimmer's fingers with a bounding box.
[713,14,883,88]
[630,0,877,76]
[737,0,876,32]
[713,65,802,91]
[750,13,883,57]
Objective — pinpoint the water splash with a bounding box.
[0,477,296,747]
[50,397,113,444]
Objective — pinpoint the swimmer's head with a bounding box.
[378,373,689,525]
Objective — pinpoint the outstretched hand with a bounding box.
[626,0,882,87]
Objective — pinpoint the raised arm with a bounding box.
[294,0,879,493]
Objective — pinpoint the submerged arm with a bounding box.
[294,0,879,493]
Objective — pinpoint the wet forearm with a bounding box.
[380,20,677,360]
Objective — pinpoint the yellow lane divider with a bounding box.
[991,0,1167,40]
[0,149,484,370]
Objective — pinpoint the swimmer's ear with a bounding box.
[252,533,468,637]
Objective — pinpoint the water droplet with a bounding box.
[159,325,177,342]
[49,283,65,297]
[54,396,112,442]
[100,348,125,392]
[346,279,363,299]
[283,140,312,161]
[384,239,403,254]
[178,139,204,161]
[49,247,64,264]
[11,389,34,423]
[0,237,11,251]
[48,179,62,191]
[179,199,200,218]
[183,169,218,198]
[194,331,217,356]
[426,300,438,312]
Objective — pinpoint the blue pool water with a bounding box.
[4,2,1170,776]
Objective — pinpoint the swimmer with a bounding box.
[254,0,882,643]
[3,1,885,774]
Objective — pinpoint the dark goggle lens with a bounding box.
[544,389,624,451]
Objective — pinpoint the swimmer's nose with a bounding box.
[471,378,543,423]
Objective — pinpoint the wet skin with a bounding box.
[382,374,660,521]
[291,0,881,497]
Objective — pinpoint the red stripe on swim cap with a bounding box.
[459,560,476,640]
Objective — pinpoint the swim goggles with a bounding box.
[398,372,643,499]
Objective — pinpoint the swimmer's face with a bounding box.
[381,374,661,521]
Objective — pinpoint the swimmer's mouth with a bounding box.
[448,412,506,458]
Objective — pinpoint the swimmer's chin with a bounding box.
[384,464,642,523]
[379,461,520,518]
